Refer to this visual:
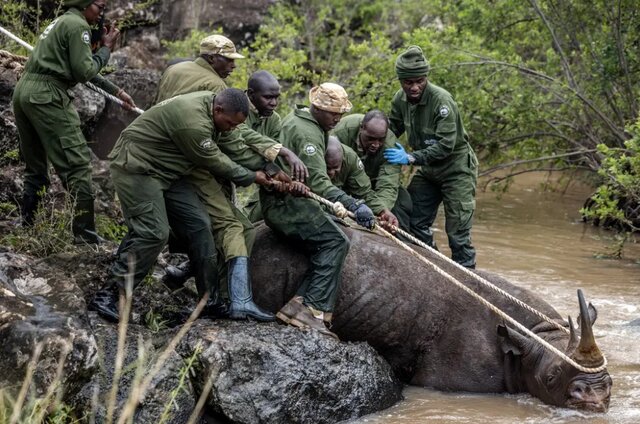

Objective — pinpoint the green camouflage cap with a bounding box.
[309,82,352,113]
[199,35,245,59]
[395,45,430,79]
[63,0,95,8]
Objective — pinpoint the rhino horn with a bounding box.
[573,289,605,367]
[565,316,579,354]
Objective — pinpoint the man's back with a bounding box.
[155,57,226,103]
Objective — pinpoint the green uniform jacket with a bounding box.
[153,58,280,161]
[389,83,472,165]
[24,8,118,94]
[332,114,401,210]
[277,106,357,208]
[246,107,282,141]
[108,91,255,186]
[331,144,386,214]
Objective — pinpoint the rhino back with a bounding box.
[249,224,563,392]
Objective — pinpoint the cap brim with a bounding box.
[220,52,245,59]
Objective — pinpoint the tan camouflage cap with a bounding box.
[199,35,245,59]
[309,82,352,113]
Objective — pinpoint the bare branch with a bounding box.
[481,166,593,190]
[479,149,598,177]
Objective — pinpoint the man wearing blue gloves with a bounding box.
[384,46,478,268]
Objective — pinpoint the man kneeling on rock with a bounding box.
[90,89,292,322]
[260,83,381,340]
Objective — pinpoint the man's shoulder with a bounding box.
[427,83,454,101]
[342,145,366,176]
[339,113,364,127]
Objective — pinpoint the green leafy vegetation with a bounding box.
[1,190,75,257]
[95,214,128,243]
[581,117,640,234]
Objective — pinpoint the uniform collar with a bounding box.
[194,57,222,79]
[207,94,220,138]
[293,105,320,125]
[67,8,85,18]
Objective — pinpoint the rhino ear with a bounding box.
[498,324,532,356]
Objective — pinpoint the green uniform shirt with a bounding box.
[153,57,280,161]
[389,83,472,165]
[332,113,401,210]
[277,106,357,208]
[24,8,118,94]
[246,107,282,141]
[108,91,255,186]
[153,57,226,103]
[331,144,387,214]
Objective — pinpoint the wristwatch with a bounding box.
[263,162,281,178]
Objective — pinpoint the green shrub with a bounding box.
[1,191,75,257]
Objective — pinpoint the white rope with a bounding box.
[391,225,570,334]
[307,190,607,373]
[0,25,144,115]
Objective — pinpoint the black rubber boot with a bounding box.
[21,192,40,227]
[162,261,193,291]
[73,199,103,245]
[202,297,230,319]
[228,256,275,322]
[88,285,120,323]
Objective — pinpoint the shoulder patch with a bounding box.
[357,159,364,170]
[82,31,91,44]
[303,144,317,156]
[40,18,59,40]
[200,138,214,150]
[439,105,450,118]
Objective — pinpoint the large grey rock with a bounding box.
[180,320,403,423]
[72,319,199,424]
[0,251,98,398]
[90,68,160,159]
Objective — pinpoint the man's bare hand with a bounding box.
[378,209,399,233]
[288,181,310,197]
[101,23,120,50]
[280,147,308,182]
[254,170,271,187]
[117,90,136,111]
[273,170,292,184]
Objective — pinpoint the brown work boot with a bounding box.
[276,295,305,324]
[323,312,333,329]
[291,305,339,340]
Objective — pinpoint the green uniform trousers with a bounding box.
[186,168,256,298]
[408,150,478,267]
[12,74,95,237]
[109,168,217,298]
[187,168,255,261]
[391,186,413,234]
[260,191,350,312]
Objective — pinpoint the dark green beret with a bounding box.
[63,0,95,9]
[395,45,430,80]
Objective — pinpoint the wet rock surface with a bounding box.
[181,320,403,424]
[71,318,199,424]
[0,251,98,398]
[0,248,402,422]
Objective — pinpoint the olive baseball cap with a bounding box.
[199,35,244,59]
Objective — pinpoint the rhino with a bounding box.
[248,224,612,412]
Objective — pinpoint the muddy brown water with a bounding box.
[351,174,640,424]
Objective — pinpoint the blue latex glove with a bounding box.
[348,201,376,229]
[384,142,410,165]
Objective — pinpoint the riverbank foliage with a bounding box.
[2,0,638,237]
